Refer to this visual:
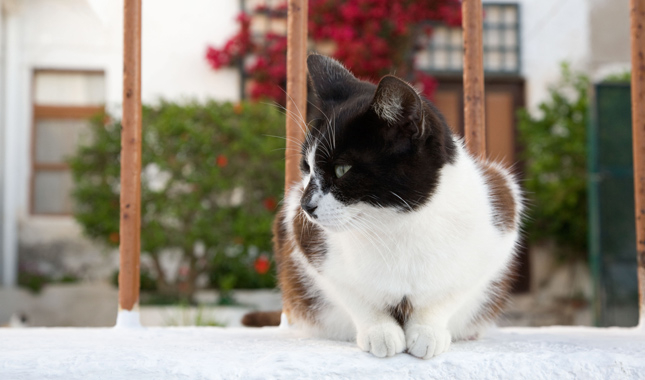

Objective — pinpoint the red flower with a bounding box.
[216,155,228,168]
[233,102,243,114]
[254,255,271,274]
[263,197,277,211]
[207,0,462,104]
[109,232,119,244]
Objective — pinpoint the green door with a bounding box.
[589,82,639,326]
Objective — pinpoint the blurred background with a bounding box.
[0,0,638,328]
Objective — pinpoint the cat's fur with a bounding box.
[273,54,522,359]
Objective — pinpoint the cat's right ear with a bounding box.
[307,54,359,103]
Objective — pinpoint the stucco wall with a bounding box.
[1,0,634,284]
[589,0,631,79]
[509,0,591,111]
[3,0,242,284]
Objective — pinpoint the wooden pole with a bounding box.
[462,0,486,158]
[285,0,308,190]
[630,0,645,327]
[119,0,142,313]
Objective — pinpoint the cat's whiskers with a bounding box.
[345,213,394,266]
[264,101,311,141]
[263,133,306,148]
[342,217,391,269]
[332,108,338,151]
[389,191,414,212]
[305,94,332,129]
[355,213,394,249]
[283,90,311,138]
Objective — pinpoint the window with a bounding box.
[31,70,105,215]
[416,3,520,74]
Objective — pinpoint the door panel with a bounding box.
[485,91,515,167]
[433,90,462,135]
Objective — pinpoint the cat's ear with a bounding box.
[307,54,359,103]
[371,75,426,139]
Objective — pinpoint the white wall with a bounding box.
[489,0,591,112]
[1,0,632,285]
[2,0,21,287]
[0,1,6,285]
[2,0,242,285]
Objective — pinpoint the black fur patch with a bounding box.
[302,54,457,212]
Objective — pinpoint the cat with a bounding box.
[253,54,522,359]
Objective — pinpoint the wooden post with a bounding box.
[285,0,308,190]
[630,0,645,327]
[462,0,486,158]
[119,0,142,313]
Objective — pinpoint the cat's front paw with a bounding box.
[405,324,451,359]
[357,323,406,358]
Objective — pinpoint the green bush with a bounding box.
[69,100,285,301]
[517,63,589,261]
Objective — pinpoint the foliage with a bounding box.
[603,71,631,83]
[18,270,78,294]
[69,101,285,300]
[206,0,462,104]
[517,63,590,260]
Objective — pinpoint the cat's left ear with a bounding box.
[307,54,359,103]
[370,75,426,139]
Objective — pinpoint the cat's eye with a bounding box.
[334,164,352,178]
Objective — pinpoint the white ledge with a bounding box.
[1,326,644,379]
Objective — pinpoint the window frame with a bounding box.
[417,2,522,76]
[30,69,105,216]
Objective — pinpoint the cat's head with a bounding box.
[299,54,456,232]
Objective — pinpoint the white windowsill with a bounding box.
[1,326,643,379]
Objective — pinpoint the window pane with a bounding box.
[450,29,462,46]
[451,50,463,69]
[505,51,518,71]
[434,50,449,70]
[35,119,92,164]
[35,72,105,106]
[487,51,503,71]
[415,50,432,70]
[485,6,501,24]
[504,6,518,25]
[34,171,74,214]
[506,29,517,47]
[486,28,501,48]
[432,26,449,46]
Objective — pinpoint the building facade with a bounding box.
[0,0,632,286]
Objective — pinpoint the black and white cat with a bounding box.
[274,54,522,359]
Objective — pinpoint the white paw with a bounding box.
[357,323,406,358]
[405,324,451,359]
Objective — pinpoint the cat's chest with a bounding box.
[321,226,455,298]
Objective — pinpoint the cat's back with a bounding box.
[417,140,522,240]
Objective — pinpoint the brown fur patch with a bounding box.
[388,296,413,327]
[241,311,282,327]
[273,205,321,324]
[482,164,516,232]
[292,211,326,265]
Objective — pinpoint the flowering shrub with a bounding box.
[206,0,461,104]
[69,101,285,301]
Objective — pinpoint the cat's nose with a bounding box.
[301,202,318,218]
